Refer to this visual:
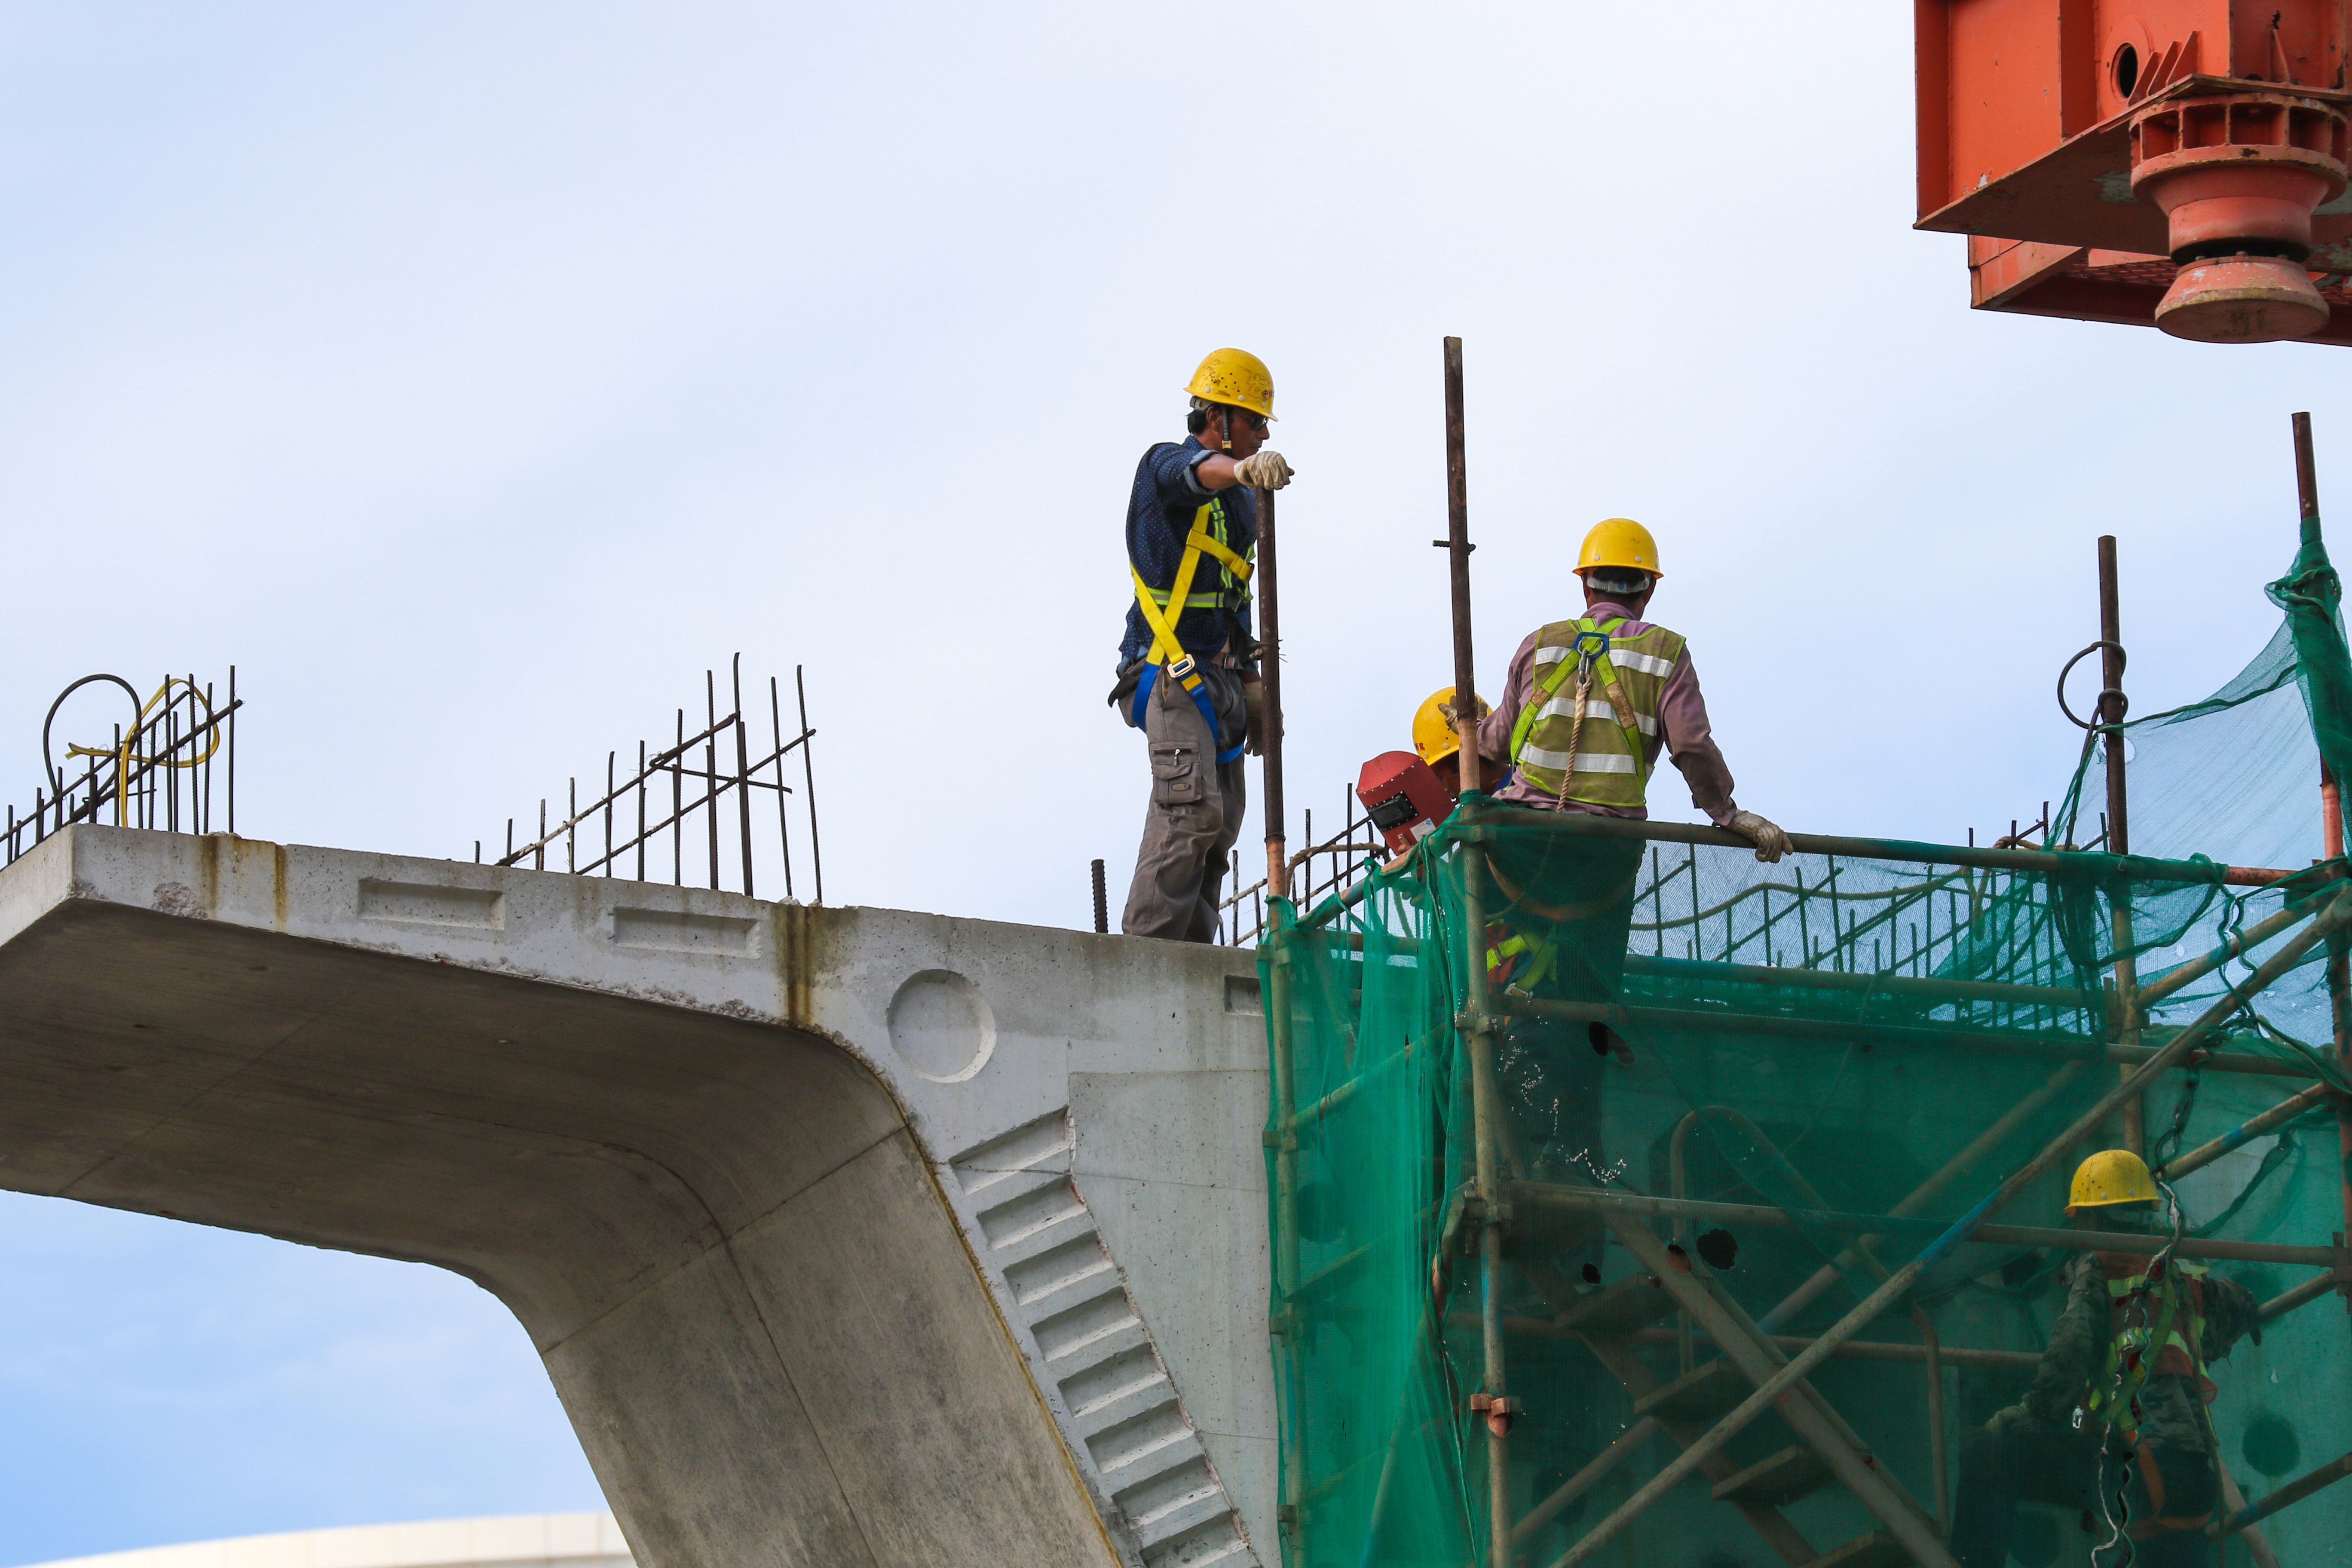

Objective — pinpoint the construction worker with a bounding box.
[1109,348,1294,942]
[1951,1149,2260,1568]
[1412,687,1499,804]
[1468,519,1789,1181]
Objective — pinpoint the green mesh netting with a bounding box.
[1262,539,2352,1568]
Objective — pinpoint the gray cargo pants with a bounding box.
[1120,662,1247,942]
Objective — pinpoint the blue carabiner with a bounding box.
[1571,628,1612,662]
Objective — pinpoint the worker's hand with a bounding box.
[1243,678,1266,756]
[1728,810,1792,864]
[1232,450,1294,491]
[1438,694,1491,728]
[1983,1403,2034,1436]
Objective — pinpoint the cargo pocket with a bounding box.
[1150,741,1204,805]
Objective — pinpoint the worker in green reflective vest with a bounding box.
[1952,1149,2261,1568]
[1466,518,1789,1186]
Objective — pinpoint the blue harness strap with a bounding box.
[1131,660,1244,765]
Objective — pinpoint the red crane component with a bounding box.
[1916,3,2352,345]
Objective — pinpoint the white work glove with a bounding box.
[1232,450,1293,490]
[1728,809,1791,864]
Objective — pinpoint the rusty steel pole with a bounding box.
[1257,485,1288,902]
[2099,535,2147,1157]
[2293,410,2352,1293]
[1444,337,1478,793]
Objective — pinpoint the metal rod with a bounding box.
[1498,991,2318,1080]
[2209,1450,2352,1537]
[1266,930,1306,1564]
[733,655,755,899]
[1256,484,1287,903]
[1442,336,1477,796]
[1916,1305,1948,1533]
[1454,805,2265,886]
[2304,410,2352,1315]
[1508,1182,2337,1267]
[2257,1268,2343,1322]
[1090,858,1108,934]
[797,665,822,903]
[770,678,793,900]
[2101,536,2148,1155]
[704,671,720,891]
[1461,844,1510,1568]
[2158,1080,2339,1180]
[1550,890,2352,1568]
[1629,949,2093,1010]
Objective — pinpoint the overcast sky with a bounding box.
[0,3,2343,1561]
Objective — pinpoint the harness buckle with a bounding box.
[1167,654,1198,684]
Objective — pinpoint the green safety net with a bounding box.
[1261,537,2352,1568]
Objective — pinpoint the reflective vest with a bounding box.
[1485,921,1558,996]
[1507,616,1685,810]
[1128,497,1254,764]
[2082,1253,2213,1442]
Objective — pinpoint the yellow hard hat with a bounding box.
[1578,518,1663,579]
[1185,348,1276,420]
[1413,687,1484,765]
[2067,1148,2159,1214]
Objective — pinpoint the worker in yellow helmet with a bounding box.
[1951,1149,2260,1568]
[1109,349,1295,941]
[1469,518,1789,1189]
[1412,687,1497,802]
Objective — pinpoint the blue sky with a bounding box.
[0,3,2344,1561]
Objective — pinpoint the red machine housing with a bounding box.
[1357,751,1457,856]
[1917,2,2352,344]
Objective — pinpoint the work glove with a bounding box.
[1438,694,1492,729]
[1243,678,1266,756]
[1232,450,1294,490]
[1983,1403,2034,1436]
[1728,809,1792,864]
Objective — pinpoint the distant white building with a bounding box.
[18,1515,633,1568]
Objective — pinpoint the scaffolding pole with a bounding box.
[2097,534,2147,1156]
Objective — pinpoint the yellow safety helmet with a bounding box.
[2066,1148,2160,1214]
[1412,687,1484,765]
[1185,348,1277,420]
[1578,517,1663,579]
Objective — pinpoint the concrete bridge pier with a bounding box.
[0,827,1273,1568]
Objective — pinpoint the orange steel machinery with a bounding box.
[1916,2,2352,344]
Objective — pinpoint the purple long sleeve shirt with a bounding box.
[1474,600,1739,826]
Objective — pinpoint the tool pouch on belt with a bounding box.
[1108,659,1146,727]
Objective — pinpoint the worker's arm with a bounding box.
[2201,1276,2263,1362]
[1475,633,1543,761]
[1654,650,1738,827]
[2013,1253,2109,1427]
[1192,451,1294,491]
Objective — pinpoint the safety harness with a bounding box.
[1130,499,1253,764]
[1508,617,1651,802]
[2080,1254,2219,1539]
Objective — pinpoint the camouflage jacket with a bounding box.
[2018,1251,2260,1452]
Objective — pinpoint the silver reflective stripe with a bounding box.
[1534,645,1568,668]
[1611,648,1675,679]
[1517,743,1636,775]
[1532,697,1656,737]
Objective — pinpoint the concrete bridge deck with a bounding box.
[0,827,1274,1568]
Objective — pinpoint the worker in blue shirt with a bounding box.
[1109,348,1295,941]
